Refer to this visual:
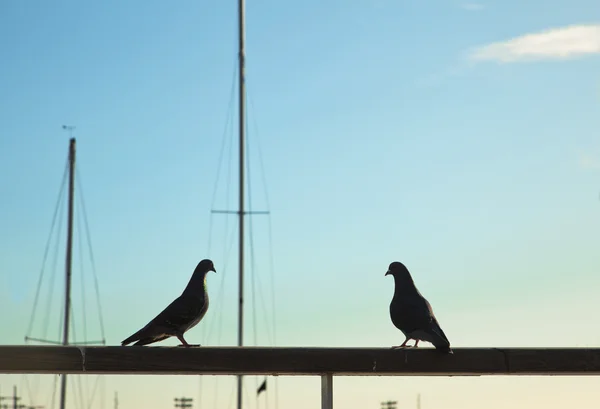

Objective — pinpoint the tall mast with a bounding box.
[60,135,76,409]
[237,0,246,405]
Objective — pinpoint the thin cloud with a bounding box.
[461,3,484,11]
[469,24,600,63]
[579,153,600,170]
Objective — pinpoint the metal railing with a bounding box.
[1,346,599,409]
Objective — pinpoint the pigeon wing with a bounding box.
[417,297,451,350]
[392,294,435,332]
[392,294,450,348]
[121,295,203,345]
[148,295,204,331]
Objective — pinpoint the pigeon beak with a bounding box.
[385,270,391,276]
[211,267,217,273]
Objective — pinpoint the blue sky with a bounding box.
[1,0,600,408]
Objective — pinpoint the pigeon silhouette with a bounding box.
[385,261,452,353]
[121,259,216,347]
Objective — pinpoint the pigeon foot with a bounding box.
[178,344,202,348]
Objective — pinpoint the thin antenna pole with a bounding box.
[237,0,246,406]
[13,385,18,409]
[59,129,76,409]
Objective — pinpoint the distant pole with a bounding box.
[417,393,421,409]
[114,392,118,409]
[59,127,76,409]
[12,386,19,409]
[237,0,246,404]
[381,400,397,409]
[0,385,19,409]
[174,397,193,409]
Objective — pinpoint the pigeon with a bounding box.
[385,261,452,354]
[121,259,216,347]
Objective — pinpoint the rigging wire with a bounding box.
[204,222,237,345]
[22,147,107,409]
[265,218,278,409]
[75,164,107,409]
[247,87,279,409]
[204,101,236,347]
[202,29,281,409]
[86,376,102,409]
[247,91,278,340]
[26,157,69,337]
[23,183,68,406]
[203,57,238,409]
[70,302,86,409]
[49,375,59,409]
[207,58,239,256]
[76,188,88,344]
[76,168,107,343]
[43,200,65,340]
[245,91,263,405]
[99,377,105,409]
[208,222,237,409]
[225,381,236,409]
[75,192,92,406]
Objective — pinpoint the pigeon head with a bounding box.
[385,261,418,292]
[195,259,217,275]
[183,259,216,295]
[385,261,410,277]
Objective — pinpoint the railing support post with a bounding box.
[321,374,333,409]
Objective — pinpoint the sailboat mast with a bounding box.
[237,0,246,407]
[59,136,76,409]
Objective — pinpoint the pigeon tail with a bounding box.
[121,335,137,346]
[132,335,170,346]
[121,330,144,346]
[429,321,453,354]
[122,332,170,346]
[432,340,453,354]
[121,326,158,346]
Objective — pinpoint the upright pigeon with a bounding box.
[121,259,216,347]
[385,261,452,353]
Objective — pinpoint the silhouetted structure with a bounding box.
[381,400,397,409]
[0,385,44,409]
[174,397,192,409]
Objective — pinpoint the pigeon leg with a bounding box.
[392,337,412,349]
[176,334,202,348]
[177,335,191,347]
[413,340,420,348]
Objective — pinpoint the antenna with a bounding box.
[62,125,75,139]
[174,397,193,409]
[381,400,397,409]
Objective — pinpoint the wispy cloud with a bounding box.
[461,3,484,11]
[579,153,600,170]
[469,24,600,63]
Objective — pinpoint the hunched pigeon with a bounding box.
[385,261,452,353]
